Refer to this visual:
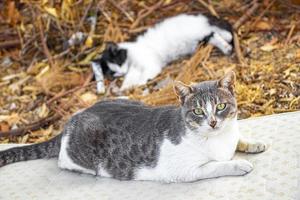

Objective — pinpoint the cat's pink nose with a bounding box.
[209,120,217,128]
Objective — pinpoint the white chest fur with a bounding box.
[203,119,240,161]
[135,119,239,182]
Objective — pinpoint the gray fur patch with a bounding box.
[66,100,185,180]
[0,134,61,167]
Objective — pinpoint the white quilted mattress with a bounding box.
[0,111,299,200]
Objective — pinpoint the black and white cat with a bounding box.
[92,13,234,93]
[0,71,266,183]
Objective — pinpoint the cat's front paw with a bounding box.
[231,160,253,176]
[245,140,267,153]
[96,82,106,94]
[223,45,233,55]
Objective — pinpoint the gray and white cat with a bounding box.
[0,71,266,183]
[92,13,234,93]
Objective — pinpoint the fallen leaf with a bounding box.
[255,21,272,31]
[37,103,50,118]
[260,38,279,52]
[31,125,53,137]
[0,113,22,126]
[0,121,10,132]
[80,92,98,105]
[269,88,276,95]
[85,36,94,48]
[20,134,29,143]
[44,7,59,18]
[260,44,278,52]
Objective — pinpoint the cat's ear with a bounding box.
[218,71,235,94]
[174,81,193,105]
[105,42,118,55]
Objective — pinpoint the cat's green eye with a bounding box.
[217,103,226,111]
[193,108,204,115]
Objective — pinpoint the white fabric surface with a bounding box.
[0,111,300,200]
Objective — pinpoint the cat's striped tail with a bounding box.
[0,134,62,167]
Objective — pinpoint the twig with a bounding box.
[161,0,187,9]
[46,81,95,105]
[250,0,276,31]
[285,24,296,45]
[202,62,215,78]
[233,1,260,65]
[75,0,93,32]
[0,40,20,49]
[96,1,112,22]
[128,26,149,34]
[198,0,219,17]
[0,114,61,138]
[41,49,70,63]
[59,72,94,111]
[130,0,164,29]
[108,0,134,22]
[37,17,55,68]
[233,32,244,65]
[202,45,213,63]
[16,26,24,50]
[277,0,300,11]
[234,0,259,30]
[289,33,300,44]
[73,93,90,107]
[52,105,69,117]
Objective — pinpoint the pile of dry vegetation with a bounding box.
[0,0,299,143]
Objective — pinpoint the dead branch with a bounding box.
[130,0,164,29]
[234,0,259,30]
[250,0,276,31]
[285,24,296,45]
[37,17,55,68]
[277,0,300,11]
[0,40,20,49]
[233,32,244,65]
[233,1,260,65]
[198,0,219,17]
[0,114,61,138]
[96,1,112,22]
[108,0,134,22]
[75,0,93,32]
[46,81,95,105]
